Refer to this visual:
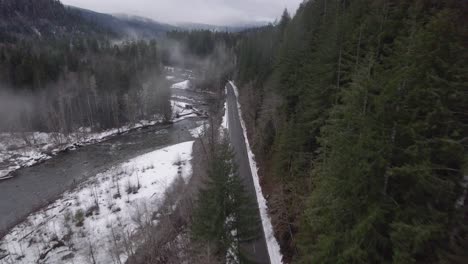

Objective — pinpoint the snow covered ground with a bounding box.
[0,68,206,263]
[0,68,200,181]
[0,120,161,181]
[189,121,207,138]
[0,141,194,264]
[171,101,195,117]
[221,87,229,132]
[229,81,283,264]
[171,99,207,124]
[1,77,202,181]
[171,80,191,90]
[170,95,197,103]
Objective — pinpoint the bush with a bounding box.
[74,209,85,227]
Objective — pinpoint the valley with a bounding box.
[0,0,466,263]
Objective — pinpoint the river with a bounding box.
[0,71,209,237]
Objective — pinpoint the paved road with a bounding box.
[226,82,270,264]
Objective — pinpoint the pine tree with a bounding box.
[298,1,467,263]
[278,8,291,34]
[191,137,261,262]
[230,0,467,262]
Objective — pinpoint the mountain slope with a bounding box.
[73,8,176,39]
[234,0,467,262]
[0,0,175,42]
[0,0,104,41]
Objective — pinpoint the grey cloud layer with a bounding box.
[62,0,303,25]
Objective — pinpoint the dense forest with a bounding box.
[0,0,109,41]
[234,0,467,263]
[0,0,171,134]
[0,0,237,135]
[0,38,170,133]
[163,30,237,92]
[0,0,466,263]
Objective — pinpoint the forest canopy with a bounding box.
[233,0,468,263]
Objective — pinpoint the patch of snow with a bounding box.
[171,80,190,90]
[231,81,239,98]
[31,27,41,37]
[456,175,468,207]
[166,75,175,80]
[171,101,192,116]
[170,100,204,123]
[0,119,163,180]
[172,114,199,123]
[189,121,207,138]
[229,81,283,264]
[171,95,197,103]
[221,86,229,132]
[0,141,195,264]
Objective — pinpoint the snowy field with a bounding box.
[0,141,194,264]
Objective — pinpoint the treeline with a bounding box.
[0,0,109,42]
[234,0,467,263]
[0,38,171,133]
[162,30,237,92]
[166,30,237,59]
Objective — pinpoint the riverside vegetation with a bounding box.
[0,0,466,263]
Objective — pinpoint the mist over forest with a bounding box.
[0,0,467,264]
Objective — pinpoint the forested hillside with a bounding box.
[0,0,174,42]
[0,0,109,41]
[73,8,176,39]
[163,30,237,91]
[0,0,466,262]
[0,0,170,134]
[0,39,169,133]
[234,0,468,263]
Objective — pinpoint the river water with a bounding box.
[0,73,209,237]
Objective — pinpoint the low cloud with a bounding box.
[62,0,303,25]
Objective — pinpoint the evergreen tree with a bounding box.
[191,137,261,262]
[231,0,467,262]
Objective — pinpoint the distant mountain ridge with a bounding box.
[0,0,269,42]
[72,7,177,39]
[0,0,103,41]
[176,21,269,32]
[0,0,176,41]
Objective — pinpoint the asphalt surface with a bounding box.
[226,82,270,264]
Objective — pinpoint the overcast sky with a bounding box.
[61,0,303,25]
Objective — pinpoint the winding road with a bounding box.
[0,78,274,263]
[226,82,270,264]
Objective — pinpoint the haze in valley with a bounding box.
[61,0,303,25]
